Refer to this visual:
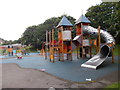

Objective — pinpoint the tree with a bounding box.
[19,15,76,49]
[85,2,120,44]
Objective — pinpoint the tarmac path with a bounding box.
[2,63,119,88]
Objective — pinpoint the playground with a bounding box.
[1,15,119,88]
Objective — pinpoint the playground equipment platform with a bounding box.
[43,15,115,70]
[1,55,118,82]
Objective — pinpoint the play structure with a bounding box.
[45,16,73,62]
[16,49,23,59]
[0,44,29,59]
[42,15,115,69]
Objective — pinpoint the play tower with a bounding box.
[74,14,99,58]
[45,16,73,62]
[56,16,73,61]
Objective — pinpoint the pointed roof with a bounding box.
[75,14,91,25]
[56,16,73,28]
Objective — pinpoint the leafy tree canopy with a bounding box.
[86,2,120,43]
[19,15,76,49]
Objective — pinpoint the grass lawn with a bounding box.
[114,44,120,56]
[104,81,120,89]
[0,48,8,55]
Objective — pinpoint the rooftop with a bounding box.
[75,14,91,25]
[56,16,73,28]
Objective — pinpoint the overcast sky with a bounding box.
[0,0,102,41]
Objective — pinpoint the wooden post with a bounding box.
[58,30,60,61]
[52,29,54,62]
[70,30,72,61]
[90,46,92,58]
[58,47,60,61]
[45,31,48,60]
[98,26,101,53]
[61,26,64,61]
[77,46,79,59]
[117,46,120,64]
[89,36,92,58]
[49,31,51,62]
[81,23,84,58]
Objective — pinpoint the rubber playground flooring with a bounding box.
[1,54,119,82]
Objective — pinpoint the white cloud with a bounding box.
[0,0,101,40]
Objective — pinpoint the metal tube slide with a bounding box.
[100,45,110,59]
[82,26,115,44]
[81,26,115,69]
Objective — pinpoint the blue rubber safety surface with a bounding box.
[1,55,118,82]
